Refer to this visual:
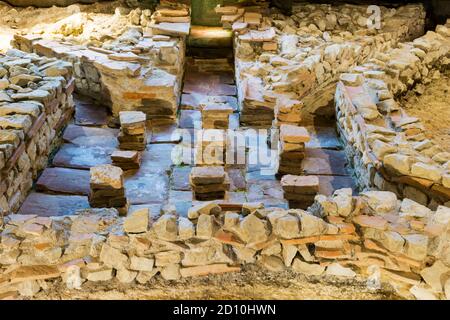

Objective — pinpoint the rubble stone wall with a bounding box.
[335,21,450,209]
[0,189,449,300]
[231,3,426,125]
[13,28,186,124]
[0,49,74,214]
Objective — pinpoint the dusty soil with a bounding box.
[401,74,450,152]
[31,266,400,300]
[0,0,124,52]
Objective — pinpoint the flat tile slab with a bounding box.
[171,166,192,191]
[53,144,114,169]
[18,192,90,217]
[140,144,176,170]
[179,110,201,129]
[227,168,246,191]
[36,167,90,195]
[63,124,118,148]
[225,191,246,203]
[183,75,236,96]
[302,148,349,176]
[305,126,342,150]
[180,94,238,112]
[124,168,169,204]
[259,197,289,209]
[180,93,202,110]
[74,99,109,126]
[246,180,284,202]
[151,125,181,144]
[318,175,357,196]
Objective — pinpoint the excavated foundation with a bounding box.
[0,1,449,301]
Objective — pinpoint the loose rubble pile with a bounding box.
[12,2,189,125]
[190,166,229,201]
[149,4,190,37]
[281,175,319,209]
[118,111,147,151]
[0,189,448,300]
[277,124,309,175]
[88,164,128,215]
[232,3,426,125]
[0,49,74,214]
[335,21,450,209]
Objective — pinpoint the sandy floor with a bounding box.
[31,267,399,300]
[401,74,450,152]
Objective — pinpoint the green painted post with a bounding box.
[191,0,224,26]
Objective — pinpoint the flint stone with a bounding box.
[258,255,285,272]
[420,260,448,293]
[116,269,138,283]
[325,263,356,278]
[153,214,177,241]
[155,251,181,267]
[196,214,218,239]
[384,154,412,175]
[160,264,181,280]
[86,268,113,282]
[99,243,128,270]
[272,214,301,239]
[400,198,432,219]
[178,217,195,240]
[124,208,149,233]
[130,256,154,272]
[403,234,428,261]
[292,258,325,276]
[239,213,269,244]
[361,191,398,213]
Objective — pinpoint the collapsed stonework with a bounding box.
[12,4,188,124]
[0,190,449,300]
[231,3,426,125]
[0,49,74,214]
[335,21,450,209]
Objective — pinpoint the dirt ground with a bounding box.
[0,0,123,52]
[31,266,400,300]
[401,73,450,152]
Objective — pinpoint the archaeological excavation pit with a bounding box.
[0,0,449,301]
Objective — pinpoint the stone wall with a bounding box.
[0,189,449,300]
[0,49,74,214]
[335,21,450,209]
[12,6,188,125]
[231,3,426,125]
